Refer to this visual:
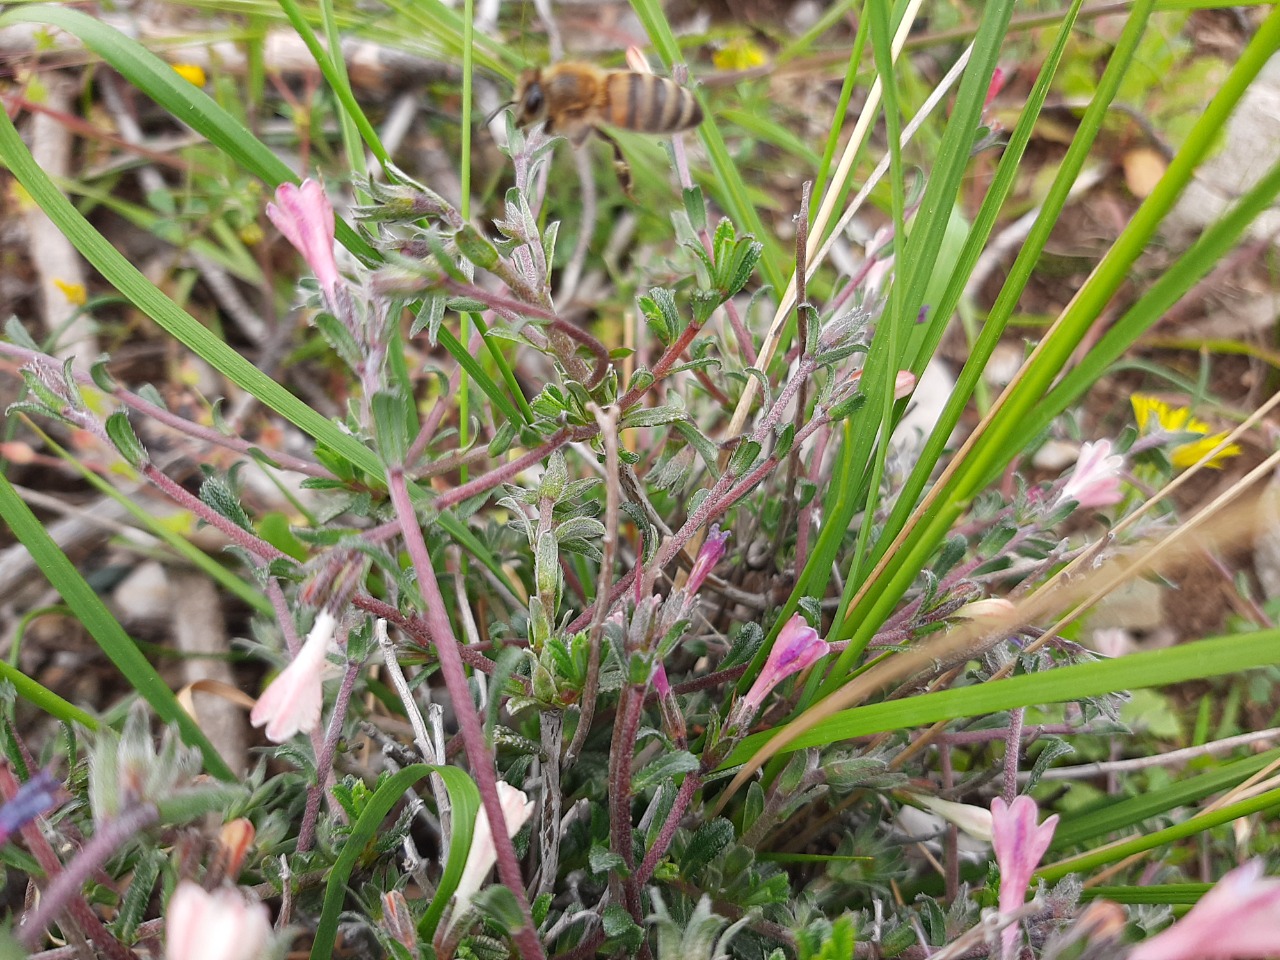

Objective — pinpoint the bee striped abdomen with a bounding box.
[605,72,702,133]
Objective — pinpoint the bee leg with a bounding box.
[595,128,635,200]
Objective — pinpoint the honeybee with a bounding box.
[509,62,703,194]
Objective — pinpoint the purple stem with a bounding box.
[1003,708,1025,804]
[0,342,332,478]
[19,803,160,950]
[140,464,285,563]
[433,425,596,510]
[297,657,363,852]
[634,770,700,887]
[608,686,646,920]
[386,467,546,960]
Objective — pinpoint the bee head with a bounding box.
[513,69,547,126]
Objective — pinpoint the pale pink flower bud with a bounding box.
[893,370,916,400]
[686,525,730,596]
[742,614,829,712]
[956,597,1016,624]
[1056,439,1124,510]
[991,795,1059,960]
[449,782,535,931]
[1129,860,1280,960]
[911,793,994,843]
[165,881,272,960]
[249,610,337,742]
[266,180,340,306]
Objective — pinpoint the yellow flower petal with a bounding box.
[172,63,207,87]
[1171,432,1241,470]
[52,278,86,305]
[1130,393,1166,433]
[713,38,768,72]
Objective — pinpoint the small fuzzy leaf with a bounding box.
[104,411,147,467]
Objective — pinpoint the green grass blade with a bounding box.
[0,473,232,779]
[311,763,479,958]
[828,0,1166,676]
[628,0,786,292]
[812,0,1016,693]
[1050,747,1280,851]
[727,628,1280,763]
[1032,153,1280,438]
[0,5,377,263]
[437,324,523,427]
[1039,784,1280,883]
[0,106,381,481]
[953,3,1280,499]
[0,659,99,731]
[278,0,385,176]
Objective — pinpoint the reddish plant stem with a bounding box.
[564,564,638,634]
[0,766,135,960]
[18,800,158,953]
[608,685,646,922]
[565,405,620,766]
[350,594,530,691]
[634,770,700,887]
[549,318,610,389]
[619,319,706,411]
[0,342,332,478]
[433,425,596,510]
[1003,707,1025,805]
[297,657,362,852]
[140,464,286,562]
[387,467,545,960]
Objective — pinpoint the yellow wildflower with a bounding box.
[52,278,86,306]
[1130,393,1241,469]
[713,38,767,72]
[172,63,207,87]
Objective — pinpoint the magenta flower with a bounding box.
[448,782,535,932]
[165,881,272,960]
[991,795,1059,960]
[250,610,337,742]
[742,614,829,713]
[1056,439,1124,510]
[984,66,1008,109]
[687,525,730,596]
[266,180,340,306]
[653,661,671,697]
[1129,860,1280,960]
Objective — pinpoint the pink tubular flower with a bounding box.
[653,661,671,697]
[1129,860,1280,960]
[984,66,1008,109]
[449,782,535,931]
[686,525,730,596]
[1056,439,1125,510]
[742,614,830,712]
[250,610,337,742]
[266,180,340,306]
[991,795,1059,960]
[165,881,272,960]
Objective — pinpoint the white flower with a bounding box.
[448,782,535,932]
[165,881,272,960]
[249,610,337,742]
